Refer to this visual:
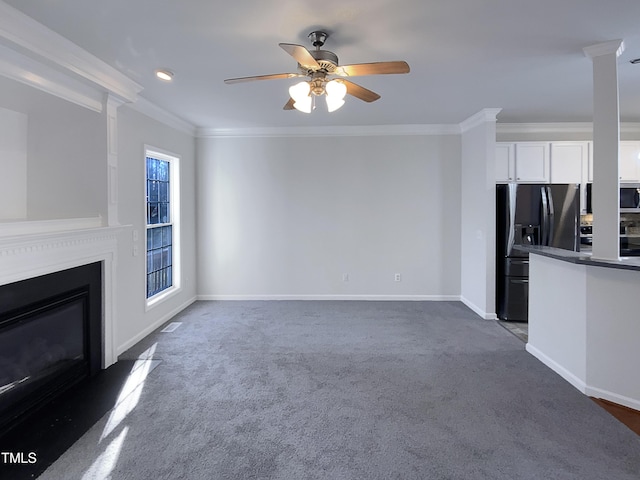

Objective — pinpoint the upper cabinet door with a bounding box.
[496,143,515,183]
[619,141,640,182]
[514,142,550,183]
[550,142,588,184]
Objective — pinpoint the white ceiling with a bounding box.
[5,0,640,129]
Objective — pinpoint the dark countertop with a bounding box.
[514,245,640,272]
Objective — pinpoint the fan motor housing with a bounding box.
[309,50,338,72]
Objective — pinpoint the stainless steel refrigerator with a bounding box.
[496,183,580,322]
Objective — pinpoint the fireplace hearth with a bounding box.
[0,262,102,433]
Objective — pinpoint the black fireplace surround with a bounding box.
[0,263,102,434]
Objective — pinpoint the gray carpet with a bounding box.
[40,301,640,479]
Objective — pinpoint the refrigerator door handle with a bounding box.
[541,186,549,245]
[506,183,517,255]
[546,186,555,246]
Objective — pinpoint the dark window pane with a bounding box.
[148,158,157,180]
[163,226,172,246]
[147,230,153,251]
[152,249,162,271]
[149,204,160,224]
[152,228,163,249]
[159,182,168,203]
[149,180,159,203]
[162,247,171,268]
[158,161,169,182]
[160,203,169,223]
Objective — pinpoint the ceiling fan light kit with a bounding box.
[289,78,347,113]
[224,30,410,113]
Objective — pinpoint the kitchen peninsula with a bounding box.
[518,245,640,410]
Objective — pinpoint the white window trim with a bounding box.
[144,146,181,311]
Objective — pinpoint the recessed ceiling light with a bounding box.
[155,69,174,81]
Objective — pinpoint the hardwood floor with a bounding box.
[592,398,640,436]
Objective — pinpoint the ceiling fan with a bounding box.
[224,31,410,113]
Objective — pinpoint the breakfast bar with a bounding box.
[517,245,640,411]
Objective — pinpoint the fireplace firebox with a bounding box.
[0,262,102,433]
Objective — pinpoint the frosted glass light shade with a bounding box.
[325,96,345,112]
[293,97,313,113]
[325,80,347,99]
[325,80,347,112]
[289,81,310,102]
[289,81,312,113]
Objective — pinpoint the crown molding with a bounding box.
[459,108,503,133]
[197,123,461,138]
[497,122,593,134]
[0,2,142,103]
[497,122,640,135]
[620,123,640,134]
[0,43,103,112]
[126,97,197,137]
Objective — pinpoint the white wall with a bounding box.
[116,105,197,352]
[527,254,587,386]
[196,134,461,299]
[586,265,640,408]
[0,76,106,220]
[460,120,497,318]
[0,106,27,219]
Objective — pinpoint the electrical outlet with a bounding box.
[132,229,139,242]
[133,245,139,257]
[394,273,402,282]
[342,273,349,282]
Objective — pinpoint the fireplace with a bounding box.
[0,262,102,432]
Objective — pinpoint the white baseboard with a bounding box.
[460,296,497,320]
[525,343,587,393]
[527,344,640,411]
[116,295,197,356]
[196,294,460,301]
[585,386,640,411]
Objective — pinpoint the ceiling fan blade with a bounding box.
[279,43,320,69]
[224,73,303,84]
[342,80,381,103]
[283,98,295,110]
[336,61,410,77]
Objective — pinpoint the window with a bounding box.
[145,148,180,303]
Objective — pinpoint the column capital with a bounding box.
[104,92,128,110]
[584,40,625,59]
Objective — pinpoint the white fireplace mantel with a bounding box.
[0,216,126,368]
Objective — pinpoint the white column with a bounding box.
[584,40,624,261]
[460,108,502,319]
[105,93,126,226]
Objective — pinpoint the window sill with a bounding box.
[145,285,181,312]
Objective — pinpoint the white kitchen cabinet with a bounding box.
[550,142,588,184]
[586,141,640,182]
[496,142,550,183]
[514,142,550,183]
[550,141,590,214]
[495,143,515,182]
[619,141,640,182]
